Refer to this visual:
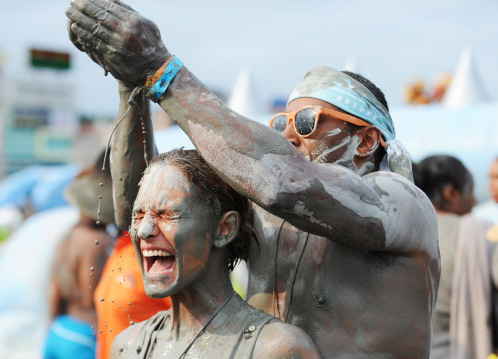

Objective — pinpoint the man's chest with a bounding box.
[248,208,399,303]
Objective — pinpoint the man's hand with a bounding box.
[385,139,414,183]
[66,0,170,86]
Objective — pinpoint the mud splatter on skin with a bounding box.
[275,174,387,251]
[137,214,154,239]
[313,136,351,164]
[333,135,362,173]
[311,128,349,164]
[385,139,414,182]
[325,128,342,138]
[392,177,418,198]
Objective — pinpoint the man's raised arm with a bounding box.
[66,0,413,251]
[66,1,158,230]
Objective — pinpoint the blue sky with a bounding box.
[0,0,496,115]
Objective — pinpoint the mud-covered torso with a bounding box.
[247,205,438,359]
[115,293,276,359]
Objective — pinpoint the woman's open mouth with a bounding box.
[142,249,175,274]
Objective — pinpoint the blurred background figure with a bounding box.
[473,156,498,224]
[0,164,80,247]
[0,164,81,359]
[43,150,115,359]
[69,116,109,168]
[414,155,498,359]
[93,231,171,359]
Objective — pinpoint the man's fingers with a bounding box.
[71,22,113,57]
[79,0,133,21]
[67,19,85,52]
[109,0,138,14]
[87,49,109,72]
[68,2,124,33]
[67,8,119,46]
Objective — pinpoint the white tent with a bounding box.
[343,56,360,73]
[443,48,489,108]
[227,67,267,119]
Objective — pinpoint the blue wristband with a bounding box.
[149,56,183,100]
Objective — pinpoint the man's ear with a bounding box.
[355,126,381,157]
[213,211,240,249]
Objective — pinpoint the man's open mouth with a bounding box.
[142,249,175,274]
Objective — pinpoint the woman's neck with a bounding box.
[168,266,234,339]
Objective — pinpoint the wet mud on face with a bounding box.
[130,163,218,299]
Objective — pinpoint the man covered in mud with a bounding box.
[66,1,440,357]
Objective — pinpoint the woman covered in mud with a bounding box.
[110,149,319,359]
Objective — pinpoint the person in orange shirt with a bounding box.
[94,231,171,359]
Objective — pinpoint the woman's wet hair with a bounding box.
[413,155,470,209]
[150,148,256,272]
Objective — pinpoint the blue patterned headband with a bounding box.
[287,67,395,141]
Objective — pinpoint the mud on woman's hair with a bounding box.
[150,148,256,272]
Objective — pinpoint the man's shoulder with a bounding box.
[364,171,433,210]
[364,171,438,253]
[314,163,424,203]
[364,170,420,195]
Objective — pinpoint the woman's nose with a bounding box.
[137,214,157,239]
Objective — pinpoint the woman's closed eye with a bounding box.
[160,212,181,221]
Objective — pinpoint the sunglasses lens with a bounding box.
[271,115,288,132]
[295,108,317,135]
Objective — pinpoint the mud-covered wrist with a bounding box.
[145,56,184,103]
[139,48,173,85]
